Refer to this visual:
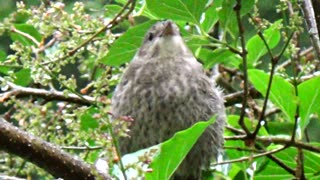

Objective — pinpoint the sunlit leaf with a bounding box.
[145,117,216,180]
[298,76,320,130]
[146,0,207,25]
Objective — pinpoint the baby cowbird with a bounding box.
[111,20,225,179]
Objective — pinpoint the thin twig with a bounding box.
[61,146,103,151]
[224,146,262,153]
[225,125,246,135]
[234,0,250,134]
[224,88,261,107]
[251,32,295,138]
[212,146,286,166]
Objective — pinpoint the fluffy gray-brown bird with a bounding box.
[111,20,226,180]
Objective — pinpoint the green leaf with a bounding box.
[184,35,210,54]
[0,51,9,74]
[115,0,128,4]
[217,0,255,38]
[104,4,123,17]
[201,0,222,33]
[298,76,320,130]
[240,0,255,15]
[224,134,251,175]
[10,24,42,46]
[218,0,238,39]
[100,20,157,66]
[255,146,320,179]
[14,68,32,86]
[80,107,99,131]
[115,0,157,19]
[204,48,241,69]
[248,69,297,122]
[267,121,295,135]
[0,65,11,74]
[254,147,293,180]
[145,117,216,180]
[146,0,207,25]
[246,20,281,67]
[0,51,6,62]
[134,0,158,19]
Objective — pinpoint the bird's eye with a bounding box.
[148,33,154,41]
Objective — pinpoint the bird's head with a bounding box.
[137,20,191,59]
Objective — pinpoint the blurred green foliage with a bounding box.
[0,0,319,179]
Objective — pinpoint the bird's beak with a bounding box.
[162,21,175,36]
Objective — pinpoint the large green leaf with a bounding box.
[146,0,207,25]
[246,20,281,67]
[298,76,320,130]
[248,69,297,122]
[100,20,156,66]
[145,117,216,180]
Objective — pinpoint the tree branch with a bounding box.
[0,77,106,105]
[0,118,111,179]
[234,0,250,134]
[212,146,286,166]
[301,0,320,61]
